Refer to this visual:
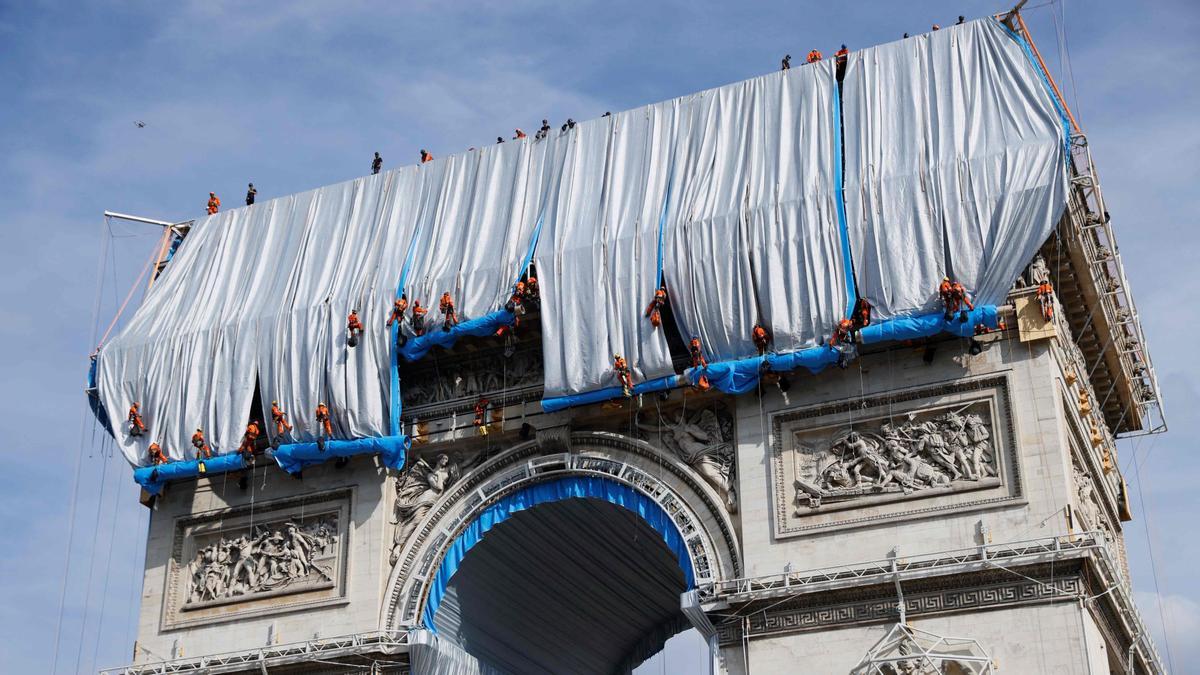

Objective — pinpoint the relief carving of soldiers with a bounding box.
[797,405,997,510]
[184,518,337,605]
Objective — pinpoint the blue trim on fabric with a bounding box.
[133,453,247,496]
[831,76,858,319]
[390,202,429,433]
[996,18,1071,161]
[543,307,998,410]
[540,374,682,413]
[518,210,546,284]
[859,305,998,343]
[85,357,113,435]
[400,310,515,361]
[272,434,410,475]
[422,475,695,629]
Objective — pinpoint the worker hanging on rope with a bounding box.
[473,397,490,436]
[752,324,771,355]
[387,295,408,328]
[524,275,540,308]
[851,297,873,331]
[128,402,146,437]
[411,300,427,336]
[830,318,856,369]
[420,149,433,163]
[246,183,257,206]
[315,402,333,451]
[439,292,458,331]
[506,282,527,315]
[644,284,668,328]
[613,354,634,397]
[689,337,711,391]
[781,54,792,70]
[237,420,261,457]
[271,401,293,436]
[939,277,974,323]
[148,442,168,465]
[206,192,221,215]
[495,315,519,339]
[1037,281,1055,321]
[807,49,822,63]
[191,428,212,459]
[834,45,849,82]
[347,309,364,348]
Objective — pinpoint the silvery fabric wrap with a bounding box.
[663,61,847,361]
[98,18,1067,466]
[841,18,1067,320]
[400,141,542,321]
[535,107,676,398]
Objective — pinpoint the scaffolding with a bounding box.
[851,623,994,675]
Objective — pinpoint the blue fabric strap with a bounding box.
[422,475,695,629]
[272,435,410,475]
[400,310,515,362]
[133,453,247,495]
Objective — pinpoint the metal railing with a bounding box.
[99,630,410,675]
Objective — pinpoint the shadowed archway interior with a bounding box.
[431,497,690,674]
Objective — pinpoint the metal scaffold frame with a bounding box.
[698,531,1165,673]
[99,630,410,675]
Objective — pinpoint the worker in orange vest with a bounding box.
[689,338,711,391]
[191,428,212,459]
[315,403,333,438]
[830,318,856,369]
[1037,281,1055,321]
[148,442,168,465]
[514,128,527,140]
[128,402,146,437]
[613,354,634,397]
[271,401,293,435]
[834,44,849,81]
[852,297,872,331]
[347,309,364,348]
[411,300,427,336]
[206,192,220,215]
[807,49,822,63]
[237,420,261,457]
[439,292,458,331]
[939,277,975,321]
[473,397,490,436]
[752,325,771,355]
[420,149,433,163]
[644,285,668,328]
[387,295,408,327]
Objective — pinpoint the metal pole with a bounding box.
[103,211,175,228]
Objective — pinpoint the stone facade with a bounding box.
[124,324,1149,673]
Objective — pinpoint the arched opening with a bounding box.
[425,477,697,674]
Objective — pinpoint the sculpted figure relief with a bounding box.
[638,407,737,513]
[402,350,543,408]
[184,518,337,606]
[794,405,997,511]
[390,452,480,564]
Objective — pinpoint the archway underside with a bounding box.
[432,497,689,675]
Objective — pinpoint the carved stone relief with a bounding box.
[635,404,737,513]
[401,348,543,411]
[791,403,997,511]
[772,377,1021,537]
[184,517,338,608]
[163,490,351,629]
[390,451,483,565]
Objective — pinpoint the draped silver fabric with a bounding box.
[842,19,1067,320]
[98,18,1067,467]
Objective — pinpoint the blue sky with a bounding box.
[1,1,1196,672]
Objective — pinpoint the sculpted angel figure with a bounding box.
[638,409,737,512]
[390,454,459,564]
